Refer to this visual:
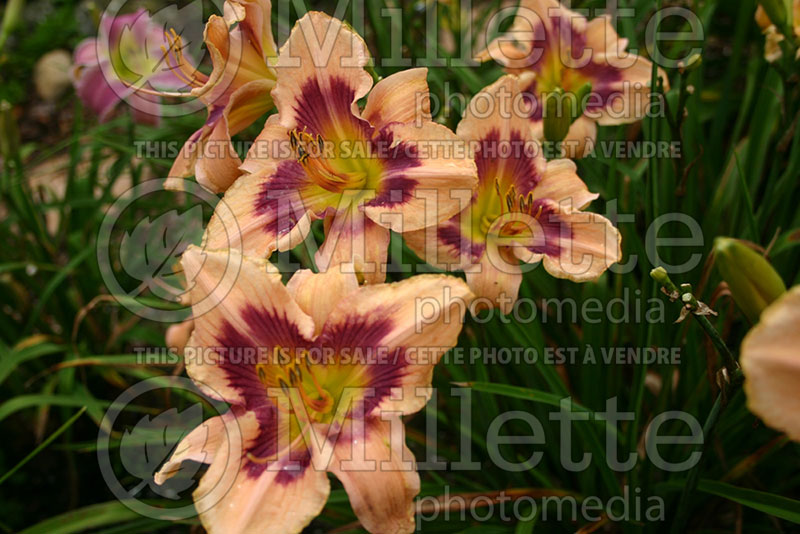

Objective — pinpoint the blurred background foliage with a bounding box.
[1,0,799,533]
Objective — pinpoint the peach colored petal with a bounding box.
[590,54,669,127]
[561,115,598,158]
[154,411,232,485]
[402,208,478,273]
[322,274,472,415]
[272,11,373,135]
[194,410,330,534]
[180,246,315,404]
[534,158,598,209]
[584,14,628,56]
[327,417,419,534]
[316,207,392,284]
[456,74,546,189]
[225,79,275,136]
[465,249,523,314]
[741,286,800,441]
[363,121,478,232]
[286,268,359,335]
[515,203,621,282]
[362,68,432,129]
[165,319,194,356]
[195,112,243,193]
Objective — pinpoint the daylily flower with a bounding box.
[165,0,278,193]
[72,8,187,125]
[405,75,621,313]
[479,0,668,158]
[740,286,800,441]
[155,246,471,534]
[755,0,800,63]
[203,12,478,283]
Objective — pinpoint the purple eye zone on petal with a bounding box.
[366,126,420,207]
[476,129,541,195]
[521,14,625,119]
[316,312,402,415]
[439,218,486,263]
[216,307,306,411]
[293,76,369,138]
[528,200,568,257]
[254,160,306,236]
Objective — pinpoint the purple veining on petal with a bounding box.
[215,306,315,481]
[519,14,625,118]
[438,215,485,263]
[366,125,420,208]
[292,76,370,139]
[273,447,312,484]
[475,129,541,194]
[254,160,309,237]
[528,199,569,257]
[215,306,307,411]
[316,313,398,416]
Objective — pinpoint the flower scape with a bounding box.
[4,0,800,533]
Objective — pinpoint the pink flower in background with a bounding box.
[72,9,188,125]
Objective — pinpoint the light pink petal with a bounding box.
[363,120,478,233]
[180,246,315,405]
[362,68,432,129]
[318,275,472,415]
[192,409,330,534]
[285,268,359,335]
[513,201,622,282]
[316,207,391,285]
[465,249,523,314]
[272,12,373,138]
[741,287,800,441]
[533,158,598,209]
[327,417,419,534]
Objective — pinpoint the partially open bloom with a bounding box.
[155,246,471,534]
[741,286,800,441]
[405,75,621,313]
[479,0,668,158]
[72,9,186,125]
[166,0,278,192]
[203,12,478,283]
[755,0,800,63]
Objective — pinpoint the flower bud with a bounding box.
[759,0,794,37]
[0,0,24,49]
[543,88,570,145]
[714,237,787,322]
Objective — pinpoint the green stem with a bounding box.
[669,369,744,534]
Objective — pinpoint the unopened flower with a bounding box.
[741,286,800,441]
[72,9,186,125]
[155,246,471,534]
[479,0,668,158]
[755,0,800,62]
[165,0,278,193]
[405,75,621,313]
[203,12,477,283]
[714,237,786,323]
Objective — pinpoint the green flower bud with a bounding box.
[0,0,24,50]
[543,88,571,145]
[714,237,787,323]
